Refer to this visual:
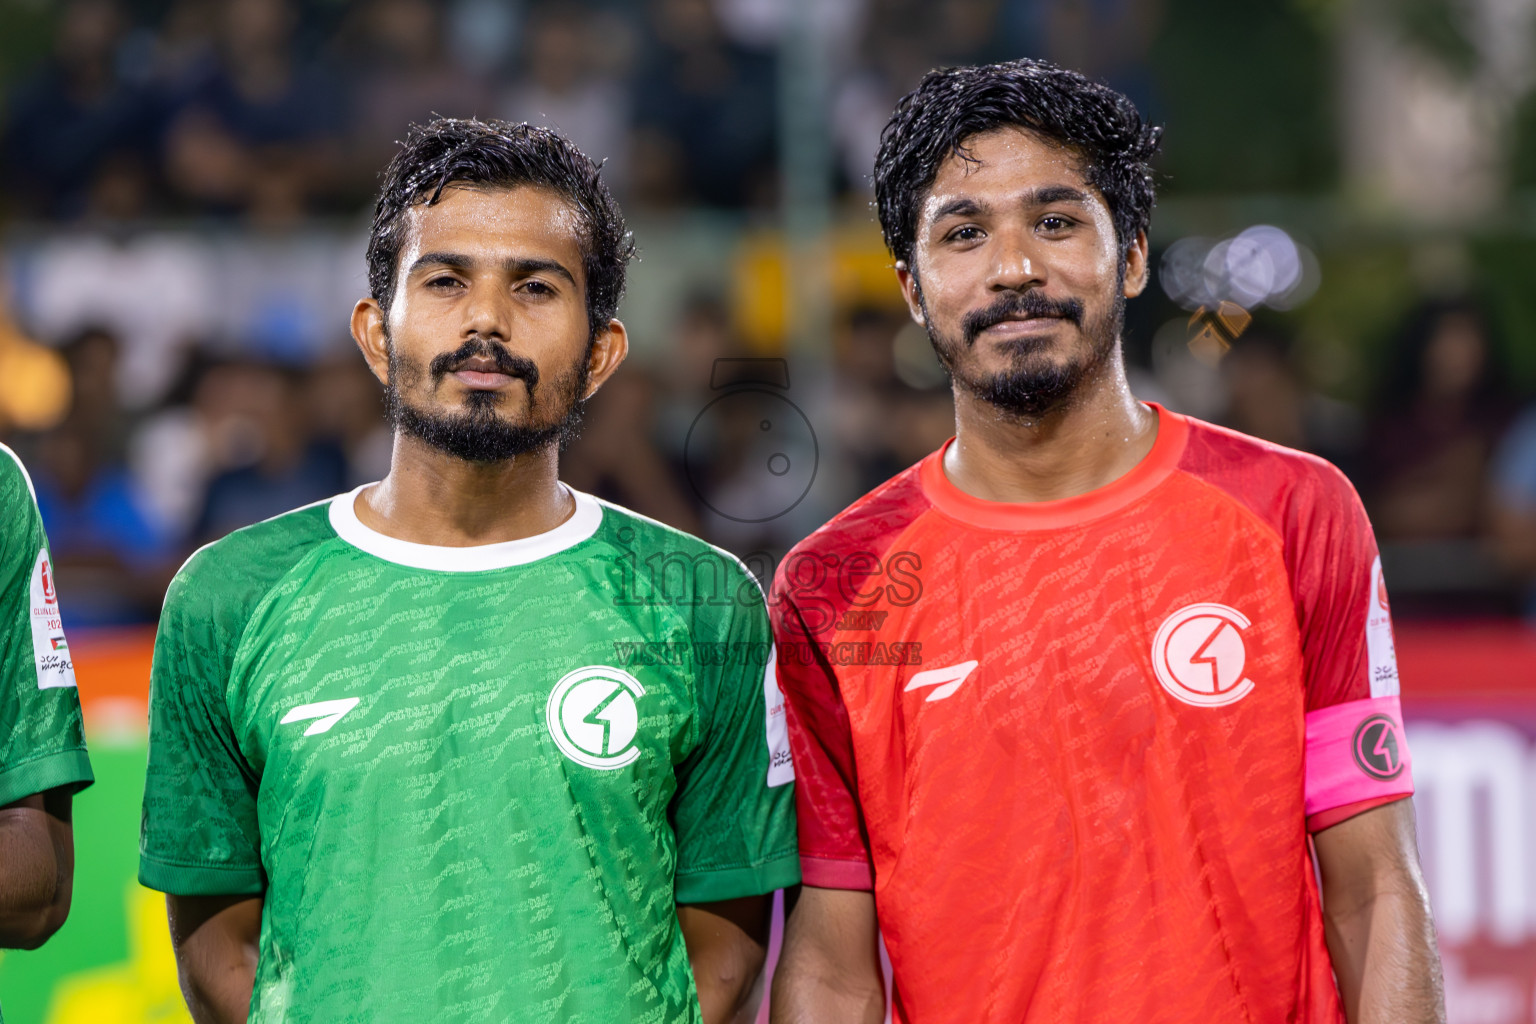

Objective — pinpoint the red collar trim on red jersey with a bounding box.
[919,403,1190,530]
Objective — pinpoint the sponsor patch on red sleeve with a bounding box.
[1304,695,1413,821]
[1367,556,1400,697]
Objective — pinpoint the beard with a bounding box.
[385,335,590,462]
[922,280,1125,419]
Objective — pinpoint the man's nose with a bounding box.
[986,225,1046,291]
[460,278,512,340]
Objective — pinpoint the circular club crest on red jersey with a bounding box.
[1351,714,1406,780]
[1150,603,1256,707]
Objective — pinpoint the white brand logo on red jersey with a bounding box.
[1151,603,1255,707]
[904,660,979,702]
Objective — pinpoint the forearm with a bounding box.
[679,897,771,1024]
[179,958,258,1024]
[768,954,884,1024]
[769,887,884,1024]
[0,796,68,948]
[168,894,262,1024]
[1324,885,1445,1024]
[690,944,766,1024]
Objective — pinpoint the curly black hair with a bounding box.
[366,118,636,339]
[874,59,1162,270]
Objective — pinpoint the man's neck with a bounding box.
[354,434,573,547]
[944,361,1158,505]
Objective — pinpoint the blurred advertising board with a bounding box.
[1402,623,1536,1024]
[0,623,1531,1024]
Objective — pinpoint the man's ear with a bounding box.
[581,318,630,400]
[351,298,390,385]
[895,261,926,326]
[1122,230,1150,299]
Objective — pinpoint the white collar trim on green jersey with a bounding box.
[0,442,38,502]
[327,483,603,571]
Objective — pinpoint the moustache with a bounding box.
[962,291,1084,346]
[429,338,541,389]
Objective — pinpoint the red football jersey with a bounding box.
[769,405,1412,1024]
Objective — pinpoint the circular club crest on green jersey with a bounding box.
[546,666,647,770]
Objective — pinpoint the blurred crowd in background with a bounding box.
[1,0,1535,627]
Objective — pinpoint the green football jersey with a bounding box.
[0,443,93,1023]
[0,443,92,808]
[139,485,798,1023]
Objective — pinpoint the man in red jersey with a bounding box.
[767,60,1444,1024]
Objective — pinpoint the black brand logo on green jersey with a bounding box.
[546,666,647,770]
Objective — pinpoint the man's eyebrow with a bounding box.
[408,251,474,275]
[407,252,578,286]
[930,197,988,223]
[505,257,577,286]
[928,185,1090,226]
[1024,185,1092,207]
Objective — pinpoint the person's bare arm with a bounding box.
[0,788,74,948]
[1314,798,1445,1024]
[167,893,263,1024]
[770,886,883,1024]
[679,894,773,1024]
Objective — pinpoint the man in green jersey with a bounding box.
[0,443,93,973]
[139,118,799,1024]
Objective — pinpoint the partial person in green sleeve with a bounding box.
[138,118,798,1024]
[0,443,94,984]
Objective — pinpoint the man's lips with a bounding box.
[977,315,1066,337]
[451,369,517,389]
[448,357,526,390]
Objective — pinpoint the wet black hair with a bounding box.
[366,117,635,338]
[874,59,1161,270]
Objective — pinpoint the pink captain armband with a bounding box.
[1304,695,1414,829]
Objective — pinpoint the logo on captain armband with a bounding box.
[1352,713,1406,780]
[1151,603,1255,707]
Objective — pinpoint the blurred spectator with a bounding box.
[190,360,347,542]
[25,327,175,624]
[1491,404,1536,621]
[22,230,213,407]
[1013,0,1162,106]
[654,291,743,482]
[564,370,701,533]
[1217,329,1362,472]
[161,0,343,222]
[340,0,490,195]
[302,357,392,486]
[827,305,908,495]
[1364,299,1513,541]
[501,5,633,194]
[0,0,158,219]
[832,18,932,194]
[631,0,777,207]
